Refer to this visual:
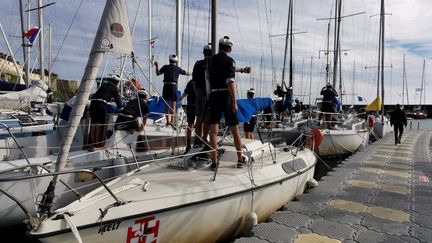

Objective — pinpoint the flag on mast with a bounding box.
[24,26,40,44]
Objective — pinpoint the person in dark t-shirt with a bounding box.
[208,36,251,171]
[180,80,196,153]
[155,54,191,127]
[89,75,123,150]
[115,90,149,132]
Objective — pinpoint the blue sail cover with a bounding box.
[237,97,273,122]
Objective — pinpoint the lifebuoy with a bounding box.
[306,128,324,152]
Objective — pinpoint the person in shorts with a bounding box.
[155,54,191,127]
[89,75,123,149]
[244,88,257,139]
[180,80,196,153]
[208,36,251,170]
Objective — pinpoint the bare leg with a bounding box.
[171,101,176,124]
[210,124,219,164]
[164,104,169,125]
[202,118,210,142]
[231,125,243,161]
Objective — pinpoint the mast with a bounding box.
[379,0,385,121]
[420,59,425,110]
[325,21,331,84]
[402,54,405,106]
[211,0,217,55]
[19,0,29,86]
[26,0,31,84]
[0,24,24,84]
[332,0,342,88]
[148,0,152,93]
[38,0,45,83]
[176,0,182,66]
[281,0,294,89]
[48,23,52,89]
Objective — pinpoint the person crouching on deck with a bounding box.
[154,54,191,128]
[114,89,149,133]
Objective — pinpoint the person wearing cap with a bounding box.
[390,104,407,145]
[244,88,257,139]
[320,83,338,129]
[208,36,251,171]
[284,86,294,118]
[154,54,191,127]
[180,79,196,153]
[114,89,149,132]
[89,76,123,149]
[192,44,213,148]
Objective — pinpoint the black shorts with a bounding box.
[162,84,177,102]
[208,91,238,126]
[114,115,139,131]
[244,117,256,132]
[321,101,336,113]
[90,100,107,124]
[186,105,196,124]
[275,100,284,113]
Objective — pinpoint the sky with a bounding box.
[1,0,431,105]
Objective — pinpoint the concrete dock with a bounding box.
[235,130,432,243]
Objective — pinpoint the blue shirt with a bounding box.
[159,64,186,84]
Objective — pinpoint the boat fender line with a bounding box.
[142,181,150,191]
[244,211,258,236]
[307,178,318,188]
[64,213,84,243]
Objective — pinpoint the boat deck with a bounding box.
[235,130,432,243]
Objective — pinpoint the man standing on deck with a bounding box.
[390,104,407,145]
[320,83,338,129]
[155,54,191,127]
[192,44,213,148]
[180,79,196,153]
[208,36,251,171]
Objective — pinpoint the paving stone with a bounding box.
[352,172,381,182]
[306,186,339,196]
[269,211,312,228]
[411,225,432,243]
[411,212,432,229]
[412,203,432,216]
[361,215,409,236]
[372,196,411,211]
[319,207,362,225]
[310,218,355,240]
[251,222,298,243]
[356,229,406,243]
[336,189,373,203]
[234,237,270,243]
[412,195,432,205]
[398,236,421,243]
[380,177,410,186]
[412,188,432,197]
[375,191,411,202]
[283,201,322,216]
[297,193,333,205]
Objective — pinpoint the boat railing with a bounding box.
[0,168,123,230]
[0,122,32,164]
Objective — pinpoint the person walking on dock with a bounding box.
[390,104,407,145]
[155,54,191,127]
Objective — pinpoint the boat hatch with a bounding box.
[282,158,307,174]
[13,114,38,126]
[167,150,210,171]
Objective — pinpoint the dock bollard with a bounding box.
[417,122,420,130]
[410,121,412,130]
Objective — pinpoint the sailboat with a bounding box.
[258,0,308,146]
[313,0,369,157]
[19,0,317,242]
[365,0,392,138]
[406,59,427,119]
[0,0,185,227]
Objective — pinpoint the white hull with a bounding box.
[30,140,316,243]
[318,129,369,157]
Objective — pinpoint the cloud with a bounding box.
[0,0,431,104]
